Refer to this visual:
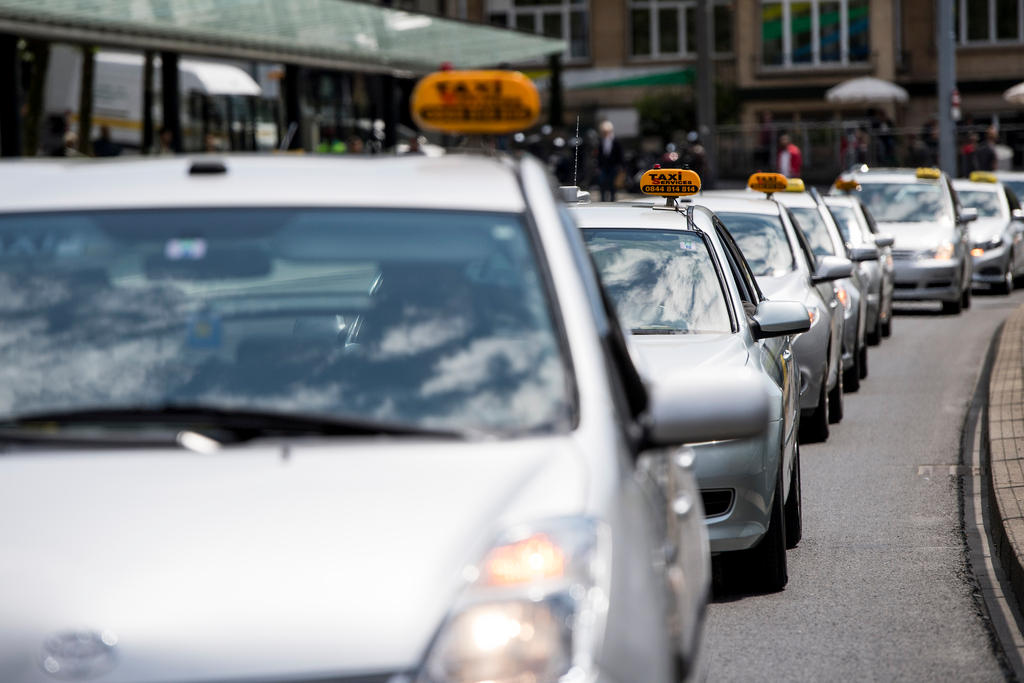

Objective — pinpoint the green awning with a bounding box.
[0,0,565,75]
[572,68,695,90]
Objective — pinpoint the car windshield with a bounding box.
[0,208,573,434]
[716,212,795,277]
[582,229,732,334]
[790,207,839,257]
[827,205,864,244]
[857,182,947,222]
[957,189,1003,218]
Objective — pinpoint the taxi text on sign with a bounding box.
[748,173,789,193]
[411,70,541,135]
[640,169,701,197]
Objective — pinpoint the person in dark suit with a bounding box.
[597,120,624,202]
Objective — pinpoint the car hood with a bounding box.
[968,217,1005,244]
[631,331,748,377]
[0,437,587,682]
[877,221,955,251]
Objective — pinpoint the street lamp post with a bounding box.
[936,0,956,174]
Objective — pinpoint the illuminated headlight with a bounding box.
[924,241,955,261]
[418,518,610,683]
[971,238,1003,255]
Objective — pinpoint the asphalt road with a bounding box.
[697,290,1024,682]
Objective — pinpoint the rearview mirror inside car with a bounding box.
[749,300,811,340]
[811,255,853,284]
[874,234,895,248]
[643,367,771,448]
[849,245,880,262]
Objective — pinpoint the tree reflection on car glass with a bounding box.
[857,183,947,223]
[828,206,863,243]
[790,208,839,257]
[582,229,731,334]
[0,208,573,434]
[716,212,795,277]
[957,190,1003,219]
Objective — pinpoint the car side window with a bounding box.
[857,199,880,235]
[710,213,762,308]
[785,207,820,273]
[1006,187,1021,212]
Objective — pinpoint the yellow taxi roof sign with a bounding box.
[969,171,998,183]
[834,178,860,192]
[639,167,701,197]
[784,178,806,192]
[916,167,941,180]
[748,173,788,195]
[410,69,540,135]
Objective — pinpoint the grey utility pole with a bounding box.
[695,0,716,187]
[936,0,956,174]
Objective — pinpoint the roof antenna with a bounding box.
[573,115,580,189]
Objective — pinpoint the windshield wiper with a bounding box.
[632,326,688,335]
[0,405,462,444]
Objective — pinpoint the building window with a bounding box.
[629,0,733,59]
[487,0,590,60]
[957,0,1024,44]
[761,0,870,67]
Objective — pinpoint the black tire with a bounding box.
[799,378,829,443]
[881,313,892,338]
[962,282,972,309]
[828,362,844,423]
[745,463,788,593]
[866,319,881,346]
[784,445,802,549]
[996,267,1014,295]
[858,342,868,380]
[843,342,860,393]
[941,297,962,315]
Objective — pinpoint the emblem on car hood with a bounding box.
[39,630,118,680]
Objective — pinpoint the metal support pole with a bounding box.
[0,33,23,157]
[936,0,956,174]
[548,53,563,129]
[160,51,182,153]
[142,50,155,153]
[695,0,716,187]
[381,74,398,151]
[283,63,303,150]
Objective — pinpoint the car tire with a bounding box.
[799,379,829,443]
[746,463,788,593]
[941,296,962,315]
[843,343,860,393]
[962,282,972,309]
[881,312,893,338]
[784,444,802,549]
[996,267,1014,295]
[867,319,881,346]
[828,362,844,423]
[858,342,868,380]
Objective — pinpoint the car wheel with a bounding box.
[996,267,1014,295]
[843,343,860,393]
[799,378,829,443]
[746,463,788,593]
[866,318,881,346]
[941,296,962,315]
[828,361,844,423]
[962,282,972,309]
[858,342,868,380]
[881,309,893,338]
[784,444,802,549]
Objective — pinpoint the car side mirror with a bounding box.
[643,368,771,448]
[811,255,853,284]
[749,300,811,339]
[849,245,880,262]
[1013,208,1024,221]
[960,207,979,223]
[874,234,895,248]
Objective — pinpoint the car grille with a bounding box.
[981,266,1003,276]
[891,249,918,261]
[701,489,734,517]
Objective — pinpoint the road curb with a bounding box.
[987,302,1024,618]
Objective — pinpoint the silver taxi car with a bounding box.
[0,156,770,683]
[569,195,809,593]
[845,166,975,314]
[697,191,852,443]
[952,172,1024,294]
[825,193,896,343]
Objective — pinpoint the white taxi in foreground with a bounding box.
[0,153,771,683]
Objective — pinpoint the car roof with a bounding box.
[0,155,527,214]
[850,168,945,184]
[952,179,1003,192]
[694,194,783,216]
[772,191,818,207]
[823,195,857,206]
[568,203,696,230]
[996,171,1024,179]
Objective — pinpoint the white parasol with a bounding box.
[825,77,909,105]
[1004,81,1024,105]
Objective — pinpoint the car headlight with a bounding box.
[418,517,611,683]
[971,237,1003,255]
[927,241,955,261]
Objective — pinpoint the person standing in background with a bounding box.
[777,133,802,178]
[974,126,999,172]
[596,120,624,202]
